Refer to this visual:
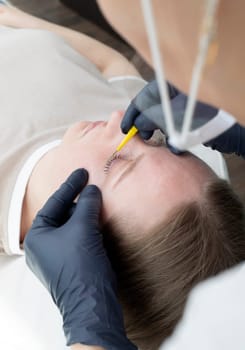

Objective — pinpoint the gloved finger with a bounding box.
[137,81,178,105]
[139,130,154,140]
[121,102,139,134]
[134,108,161,131]
[72,184,105,255]
[67,202,76,219]
[35,168,88,227]
[167,83,179,99]
[122,81,178,135]
[133,80,161,111]
[192,100,218,129]
[72,184,102,232]
[121,80,162,134]
[169,93,218,131]
[58,202,76,225]
[204,123,245,157]
[166,137,186,155]
[139,104,168,134]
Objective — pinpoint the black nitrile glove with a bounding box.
[24,168,137,350]
[121,79,179,140]
[204,123,245,158]
[122,79,245,158]
[122,79,217,143]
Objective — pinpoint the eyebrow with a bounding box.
[112,154,144,189]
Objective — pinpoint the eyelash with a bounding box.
[104,152,124,174]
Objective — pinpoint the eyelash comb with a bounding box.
[104,126,138,173]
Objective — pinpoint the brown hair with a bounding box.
[102,179,245,350]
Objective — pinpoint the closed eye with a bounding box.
[104,152,126,174]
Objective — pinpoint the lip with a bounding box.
[82,121,106,137]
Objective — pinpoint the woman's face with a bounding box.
[50,111,216,234]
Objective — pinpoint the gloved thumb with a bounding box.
[72,184,102,232]
[136,103,167,135]
[70,185,104,254]
[121,102,139,134]
[31,168,88,228]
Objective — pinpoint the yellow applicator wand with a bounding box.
[116,126,138,152]
[106,126,138,166]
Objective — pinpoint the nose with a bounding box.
[106,110,125,134]
[103,111,128,155]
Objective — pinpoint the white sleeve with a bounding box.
[7,140,61,255]
[107,76,147,100]
[160,262,245,350]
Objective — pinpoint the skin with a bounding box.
[97,0,245,125]
[21,111,215,242]
[71,345,104,350]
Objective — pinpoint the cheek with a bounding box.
[61,141,109,189]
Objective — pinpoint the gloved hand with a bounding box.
[24,168,137,350]
[122,79,217,154]
[122,79,245,158]
[204,123,245,158]
[121,79,217,142]
[121,79,179,140]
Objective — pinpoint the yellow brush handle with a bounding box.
[116,126,138,152]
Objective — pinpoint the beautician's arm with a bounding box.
[0,6,139,78]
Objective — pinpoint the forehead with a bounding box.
[102,145,214,230]
[136,144,212,177]
[131,146,212,200]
